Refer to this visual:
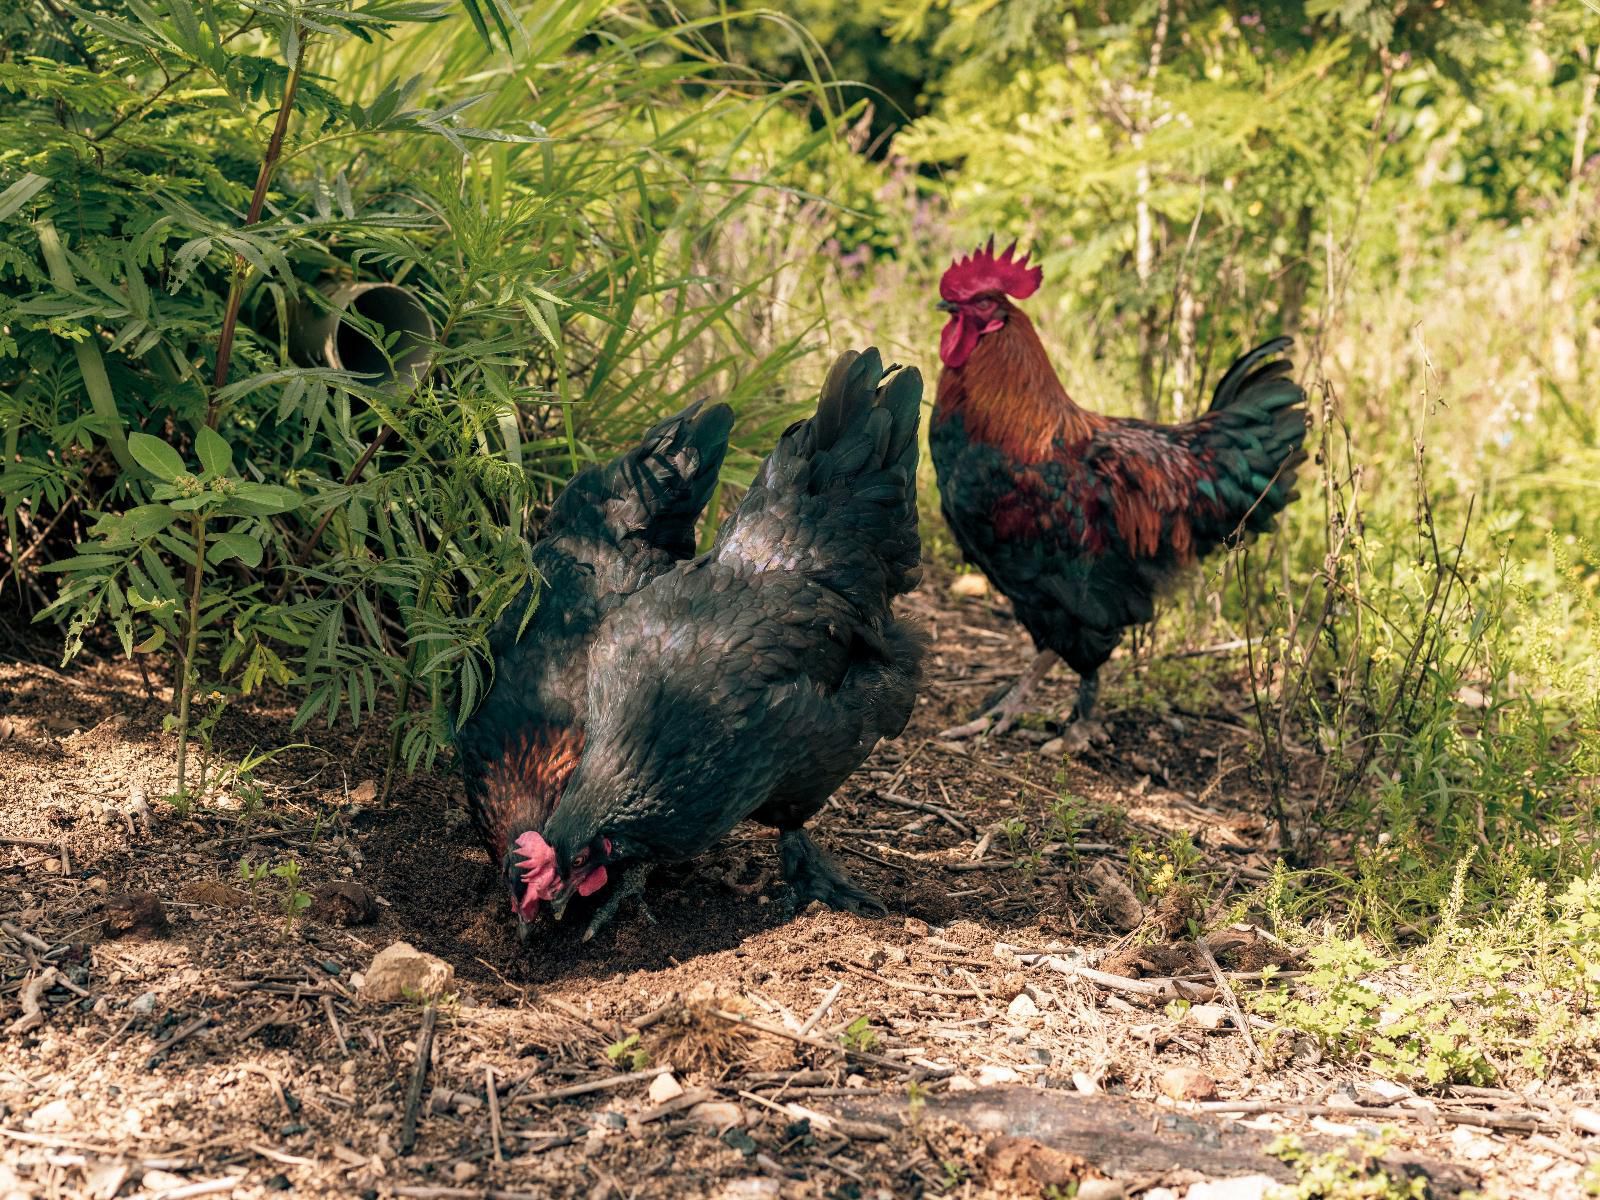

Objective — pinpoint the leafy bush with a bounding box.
[1,0,840,795]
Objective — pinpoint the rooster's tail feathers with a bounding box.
[1196,338,1308,540]
[545,400,734,558]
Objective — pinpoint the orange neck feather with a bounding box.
[935,305,1101,462]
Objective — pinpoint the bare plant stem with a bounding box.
[174,513,208,798]
[209,29,306,417]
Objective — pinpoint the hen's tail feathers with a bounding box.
[716,347,924,611]
[543,401,735,557]
[1199,337,1308,539]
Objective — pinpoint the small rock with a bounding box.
[1355,1079,1411,1105]
[946,1075,977,1092]
[361,941,454,1003]
[348,779,379,805]
[845,1074,867,1088]
[310,882,378,927]
[687,1101,745,1130]
[884,946,908,965]
[903,917,930,937]
[1145,1190,1178,1200]
[1077,1180,1126,1200]
[140,1170,187,1192]
[1006,993,1039,1020]
[1082,860,1143,933]
[1188,1004,1231,1031]
[1158,1066,1217,1102]
[86,876,109,894]
[649,1073,685,1104]
[1072,1071,1099,1095]
[455,1094,482,1114]
[1038,737,1065,758]
[28,1099,74,1129]
[364,1102,395,1119]
[949,573,989,598]
[102,892,167,938]
[975,1064,1021,1086]
[266,1173,291,1191]
[1027,1047,1052,1065]
[130,992,158,1015]
[861,946,887,968]
[1184,1175,1277,1200]
[452,1162,478,1184]
[716,1180,780,1199]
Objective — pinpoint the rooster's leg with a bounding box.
[938,649,1060,740]
[1073,670,1099,721]
[779,829,887,917]
[581,863,654,943]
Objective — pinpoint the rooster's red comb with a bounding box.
[940,238,1043,303]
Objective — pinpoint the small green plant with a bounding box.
[45,429,301,798]
[999,817,1029,857]
[271,859,312,930]
[605,1033,650,1071]
[1270,1133,1427,1200]
[237,858,271,895]
[839,1016,878,1053]
[905,1078,926,1124]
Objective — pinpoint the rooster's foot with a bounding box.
[581,863,654,943]
[1057,719,1109,755]
[779,829,887,917]
[939,649,1060,741]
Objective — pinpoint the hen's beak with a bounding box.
[935,299,958,313]
[548,881,579,922]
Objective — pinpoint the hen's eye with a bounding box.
[574,850,589,867]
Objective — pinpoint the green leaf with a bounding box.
[127,432,186,482]
[195,426,233,477]
[225,483,302,515]
[207,531,264,568]
[120,504,179,540]
[0,173,50,222]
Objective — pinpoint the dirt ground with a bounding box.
[1,571,1594,1199]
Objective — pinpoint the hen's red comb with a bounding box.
[940,238,1043,303]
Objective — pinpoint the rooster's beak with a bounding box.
[935,299,958,313]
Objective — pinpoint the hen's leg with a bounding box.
[581,863,654,943]
[779,829,887,916]
[939,649,1060,740]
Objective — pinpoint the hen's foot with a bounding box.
[779,829,887,916]
[939,649,1060,740]
[581,863,654,943]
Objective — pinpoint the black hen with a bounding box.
[516,349,925,934]
[455,401,733,929]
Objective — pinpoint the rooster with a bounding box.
[931,240,1307,739]
[455,401,734,938]
[513,349,925,936]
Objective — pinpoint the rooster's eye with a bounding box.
[574,850,589,867]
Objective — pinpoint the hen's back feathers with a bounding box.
[543,400,735,566]
[714,348,922,610]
